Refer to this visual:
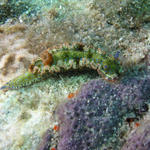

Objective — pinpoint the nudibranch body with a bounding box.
[0,72,42,90]
[0,43,123,90]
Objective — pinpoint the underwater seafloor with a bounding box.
[0,0,150,150]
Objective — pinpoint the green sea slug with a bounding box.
[0,43,123,90]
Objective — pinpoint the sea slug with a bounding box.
[0,43,123,90]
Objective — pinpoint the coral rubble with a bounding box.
[0,23,38,87]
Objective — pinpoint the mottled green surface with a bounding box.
[0,72,42,90]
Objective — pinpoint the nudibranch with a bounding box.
[0,43,123,90]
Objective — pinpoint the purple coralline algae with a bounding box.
[122,120,150,150]
[37,129,52,150]
[56,75,150,150]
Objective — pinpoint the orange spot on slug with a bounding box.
[28,64,34,72]
[51,148,56,150]
[40,50,53,66]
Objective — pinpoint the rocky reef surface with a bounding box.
[56,73,150,150]
[0,0,150,150]
[121,112,150,150]
[0,24,39,86]
[0,0,150,86]
[0,72,97,150]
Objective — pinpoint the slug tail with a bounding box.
[0,71,42,90]
[0,85,9,90]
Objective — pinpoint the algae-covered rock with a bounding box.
[0,72,98,150]
[56,74,150,150]
[122,119,150,150]
[92,0,150,29]
[0,0,34,24]
[117,0,150,29]
[0,0,150,150]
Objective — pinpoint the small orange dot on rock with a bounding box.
[68,93,75,99]
[53,125,59,131]
[135,122,140,127]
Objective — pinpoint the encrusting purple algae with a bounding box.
[121,119,150,150]
[56,74,150,150]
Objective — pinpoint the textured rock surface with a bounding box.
[122,118,150,150]
[0,72,97,150]
[56,75,150,150]
[0,0,150,150]
[0,24,38,86]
